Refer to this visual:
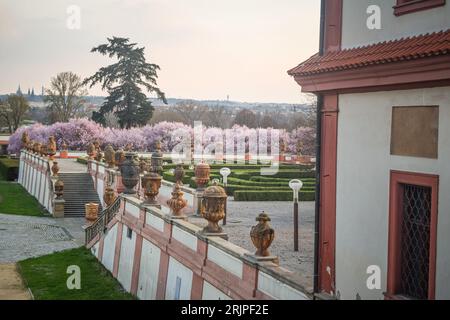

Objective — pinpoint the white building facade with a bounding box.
[289,0,450,300]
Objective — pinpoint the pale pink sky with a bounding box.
[0,0,320,103]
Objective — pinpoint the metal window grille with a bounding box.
[400,184,432,300]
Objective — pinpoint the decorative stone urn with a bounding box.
[201,181,227,234]
[60,141,68,159]
[174,163,185,185]
[167,183,187,217]
[87,143,96,159]
[151,140,164,174]
[21,131,29,150]
[85,203,99,221]
[40,144,47,157]
[51,161,60,177]
[95,150,103,162]
[139,157,147,174]
[54,180,64,199]
[47,136,57,160]
[103,185,116,207]
[115,148,125,167]
[195,161,211,191]
[250,212,275,257]
[120,152,140,194]
[104,144,115,168]
[35,142,42,156]
[142,172,162,206]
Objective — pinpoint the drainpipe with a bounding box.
[313,0,326,297]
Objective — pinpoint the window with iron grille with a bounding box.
[387,171,438,300]
[399,184,432,300]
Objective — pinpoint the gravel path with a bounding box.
[0,214,85,263]
[190,200,315,291]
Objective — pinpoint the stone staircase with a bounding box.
[58,173,102,217]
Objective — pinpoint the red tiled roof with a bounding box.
[288,29,450,76]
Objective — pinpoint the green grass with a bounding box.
[0,181,47,216]
[18,247,135,300]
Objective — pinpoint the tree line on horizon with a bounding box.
[1,36,316,134]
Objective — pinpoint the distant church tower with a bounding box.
[41,86,45,96]
[16,85,23,96]
[31,88,35,96]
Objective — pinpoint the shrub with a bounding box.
[0,158,19,181]
[234,190,315,202]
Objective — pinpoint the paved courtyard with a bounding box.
[0,214,85,263]
[190,200,315,292]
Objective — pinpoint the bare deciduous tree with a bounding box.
[44,71,87,123]
[0,95,30,133]
[172,101,208,125]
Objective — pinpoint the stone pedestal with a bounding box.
[116,175,125,194]
[53,199,65,218]
[243,253,279,265]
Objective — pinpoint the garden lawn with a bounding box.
[18,247,134,300]
[0,181,47,216]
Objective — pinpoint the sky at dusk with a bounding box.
[0,0,320,104]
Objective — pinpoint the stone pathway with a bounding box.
[57,158,87,173]
[0,264,32,300]
[0,213,85,263]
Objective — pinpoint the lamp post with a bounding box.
[220,167,231,225]
[289,179,303,252]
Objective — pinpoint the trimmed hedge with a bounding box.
[233,170,315,180]
[224,184,314,196]
[226,177,315,188]
[249,176,316,183]
[234,190,315,202]
[163,163,314,171]
[0,158,19,181]
[77,157,89,165]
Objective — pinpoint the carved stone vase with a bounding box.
[21,132,29,150]
[250,212,275,257]
[103,186,116,207]
[51,161,60,176]
[120,152,140,194]
[142,172,162,206]
[195,162,210,191]
[174,163,185,185]
[201,182,227,233]
[104,144,116,168]
[47,136,57,159]
[85,203,99,221]
[54,180,64,199]
[115,149,125,168]
[167,183,187,217]
[87,143,96,159]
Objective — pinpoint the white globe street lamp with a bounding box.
[289,179,304,252]
[220,168,231,225]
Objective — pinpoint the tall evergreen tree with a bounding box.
[84,37,166,128]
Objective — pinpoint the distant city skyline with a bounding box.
[0,0,320,104]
